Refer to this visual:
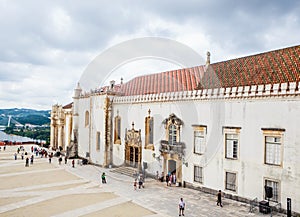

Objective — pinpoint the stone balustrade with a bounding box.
[111,82,300,104]
[159,140,185,156]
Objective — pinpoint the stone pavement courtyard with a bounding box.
[0,145,285,217]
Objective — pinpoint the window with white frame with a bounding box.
[145,115,154,148]
[225,133,239,159]
[225,172,237,192]
[163,114,182,146]
[96,132,100,151]
[193,126,206,154]
[265,179,279,202]
[168,124,177,145]
[194,166,203,183]
[265,136,282,166]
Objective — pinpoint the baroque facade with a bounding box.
[52,45,300,214]
[50,103,73,151]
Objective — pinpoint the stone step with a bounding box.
[110,166,140,178]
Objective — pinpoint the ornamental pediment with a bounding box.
[162,113,183,129]
[125,123,141,147]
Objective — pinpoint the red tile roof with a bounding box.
[119,45,300,95]
[63,102,73,109]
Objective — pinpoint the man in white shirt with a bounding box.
[178,198,185,216]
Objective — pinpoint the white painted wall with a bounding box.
[76,92,300,213]
[112,97,300,212]
[77,97,91,159]
[88,95,106,165]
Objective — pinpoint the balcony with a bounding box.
[159,140,185,156]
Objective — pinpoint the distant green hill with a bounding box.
[0,108,50,126]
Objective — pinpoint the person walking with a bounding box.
[64,156,68,164]
[172,172,176,184]
[169,174,172,187]
[178,198,185,216]
[101,172,107,184]
[138,174,144,189]
[133,179,137,190]
[30,155,34,164]
[72,159,75,168]
[166,174,169,186]
[217,190,223,207]
[25,157,29,167]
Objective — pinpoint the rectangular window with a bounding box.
[85,111,89,127]
[96,132,100,151]
[194,166,203,183]
[265,179,279,202]
[194,130,206,154]
[145,116,154,148]
[265,136,281,165]
[225,172,237,192]
[168,125,177,145]
[149,118,153,144]
[114,116,121,144]
[225,134,238,159]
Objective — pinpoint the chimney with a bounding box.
[110,80,115,90]
[206,51,211,68]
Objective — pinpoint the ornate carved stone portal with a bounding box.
[160,113,185,184]
[125,122,142,169]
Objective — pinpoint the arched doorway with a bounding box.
[125,123,142,169]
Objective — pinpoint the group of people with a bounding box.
[166,172,176,186]
[10,145,77,169]
[12,147,35,167]
[133,174,144,190]
[31,146,49,158]
[156,171,177,187]
[24,155,34,167]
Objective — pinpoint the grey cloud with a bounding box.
[0,0,299,109]
[135,0,300,53]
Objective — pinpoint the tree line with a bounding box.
[4,125,50,146]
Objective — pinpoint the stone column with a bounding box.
[176,160,182,183]
[104,96,113,167]
[57,123,63,150]
[67,113,72,150]
[50,121,55,149]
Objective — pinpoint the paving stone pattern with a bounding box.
[0,145,286,217]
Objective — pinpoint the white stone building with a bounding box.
[52,45,300,214]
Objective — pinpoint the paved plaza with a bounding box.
[0,145,285,217]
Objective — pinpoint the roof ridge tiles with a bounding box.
[105,45,300,96]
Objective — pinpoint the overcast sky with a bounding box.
[0,0,299,110]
